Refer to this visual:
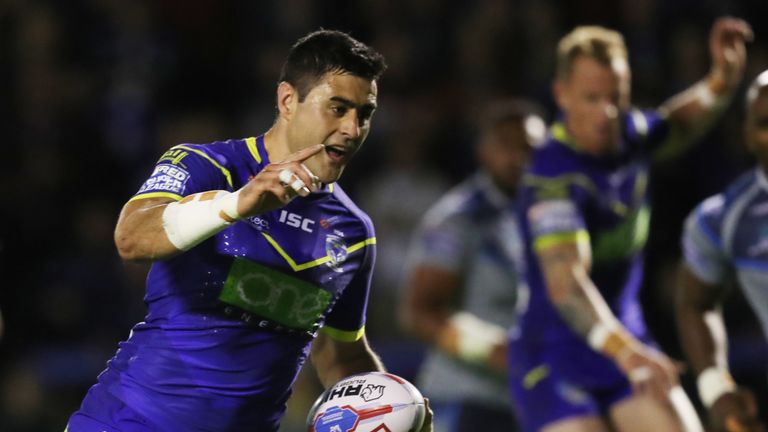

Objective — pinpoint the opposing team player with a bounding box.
[401,100,545,432]
[508,18,752,432]
[676,70,768,432]
[66,30,427,432]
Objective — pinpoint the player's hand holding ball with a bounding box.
[709,389,765,432]
[307,371,432,432]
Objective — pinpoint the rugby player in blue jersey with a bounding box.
[508,18,752,432]
[676,70,768,432]
[66,30,431,432]
[401,100,545,432]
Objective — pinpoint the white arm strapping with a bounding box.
[697,366,737,409]
[162,190,241,251]
[450,312,507,364]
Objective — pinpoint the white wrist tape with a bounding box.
[695,81,729,110]
[587,322,613,351]
[450,312,507,364]
[162,190,241,251]
[697,366,736,409]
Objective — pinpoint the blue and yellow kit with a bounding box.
[68,136,377,431]
[508,111,669,431]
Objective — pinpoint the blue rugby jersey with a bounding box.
[73,136,376,431]
[515,110,669,345]
[682,168,768,340]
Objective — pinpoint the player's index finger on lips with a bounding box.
[284,144,324,163]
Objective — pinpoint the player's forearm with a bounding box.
[675,264,740,409]
[675,264,731,373]
[540,244,619,337]
[312,334,385,388]
[676,300,725,374]
[540,246,638,362]
[548,264,622,339]
[114,199,180,261]
[655,70,740,159]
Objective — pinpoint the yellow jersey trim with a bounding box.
[176,145,233,188]
[128,192,183,202]
[245,137,262,164]
[260,234,376,272]
[533,230,591,252]
[551,122,581,151]
[321,325,365,342]
[523,364,550,389]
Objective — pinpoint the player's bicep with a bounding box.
[528,198,592,299]
[677,262,724,313]
[402,216,470,325]
[404,265,461,315]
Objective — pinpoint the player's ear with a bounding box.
[277,81,298,120]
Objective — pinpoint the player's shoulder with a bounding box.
[690,170,758,233]
[421,174,493,227]
[329,183,375,236]
[164,138,252,168]
[698,170,759,216]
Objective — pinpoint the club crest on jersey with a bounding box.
[325,234,348,272]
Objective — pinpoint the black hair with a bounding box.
[477,99,545,132]
[278,29,387,101]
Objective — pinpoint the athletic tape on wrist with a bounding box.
[587,323,612,351]
[162,190,241,251]
[587,322,634,360]
[697,366,736,409]
[696,82,717,109]
[450,312,507,364]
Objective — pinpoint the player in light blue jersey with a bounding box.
[509,18,752,432]
[676,70,768,432]
[66,30,431,432]
[400,100,545,432]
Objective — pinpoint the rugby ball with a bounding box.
[307,371,426,432]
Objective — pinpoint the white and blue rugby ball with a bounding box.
[307,371,426,432]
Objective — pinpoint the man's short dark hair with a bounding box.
[279,29,387,101]
[477,99,545,133]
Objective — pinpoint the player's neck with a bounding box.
[262,125,289,163]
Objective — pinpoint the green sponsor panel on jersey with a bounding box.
[592,205,650,263]
[219,258,332,330]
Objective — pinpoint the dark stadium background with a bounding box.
[0,1,766,430]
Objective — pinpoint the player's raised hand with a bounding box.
[709,17,753,88]
[236,144,324,217]
[710,389,765,432]
[615,342,680,402]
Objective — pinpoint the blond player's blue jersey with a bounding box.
[69,136,377,431]
[509,110,670,432]
[515,110,669,344]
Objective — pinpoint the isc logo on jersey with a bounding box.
[279,210,315,233]
[307,372,426,432]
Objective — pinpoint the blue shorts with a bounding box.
[507,336,637,432]
[67,384,154,432]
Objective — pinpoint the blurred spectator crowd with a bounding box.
[1,0,767,430]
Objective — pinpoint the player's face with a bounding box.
[286,72,378,184]
[478,118,539,194]
[555,56,630,155]
[746,88,768,170]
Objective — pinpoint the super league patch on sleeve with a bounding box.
[137,164,191,195]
